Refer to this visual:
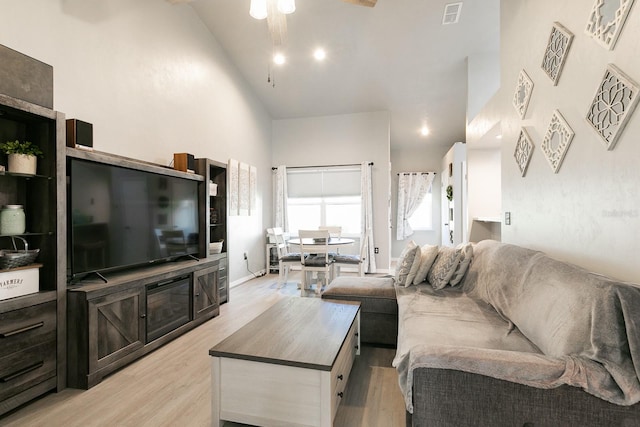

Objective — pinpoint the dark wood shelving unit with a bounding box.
[0,92,66,416]
[196,158,229,304]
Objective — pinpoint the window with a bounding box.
[288,196,361,236]
[286,167,361,236]
[407,193,433,231]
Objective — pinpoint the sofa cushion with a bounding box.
[322,276,398,346]
[322,276,398,314]
[462,240,640,406]
[449,243,473,286]
[395,240,420,286]
[412,244,439,285]
[427,246,463,290]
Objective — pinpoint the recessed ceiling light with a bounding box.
[420,125,430,136]
[273,53,286,65]
[313,48,326,61]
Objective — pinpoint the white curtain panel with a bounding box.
[274,165,289,231]
[396,172,435,240]
[361,162,377,273]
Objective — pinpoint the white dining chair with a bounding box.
[267,227,302,288]
[298,229,333,295]
[332,229,369,277]
[319,225,342,255]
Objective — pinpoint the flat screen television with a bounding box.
[68,157,200,280]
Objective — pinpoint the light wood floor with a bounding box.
[2,272,406,427]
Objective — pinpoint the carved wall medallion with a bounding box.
[513,70,534,119]
[541,110,575,173]
[586,64,640,150]
[514,128,534,177]
[585,0,635,50]
[541,22,573,85]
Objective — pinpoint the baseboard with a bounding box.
[230,269,267,288]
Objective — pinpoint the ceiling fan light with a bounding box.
[273,53,286,65]
[277,0,296,14]
[250,0,268,20]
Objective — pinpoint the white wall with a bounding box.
[390,145,449,257]
[3,0,273,284]
[467,51,501,123]
[468,0,640,283]
[272,112,392,271]
[467,149,501,221]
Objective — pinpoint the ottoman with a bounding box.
[322,276,398,346]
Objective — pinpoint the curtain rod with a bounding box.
[272,162,373,171]
[396,172,437,175]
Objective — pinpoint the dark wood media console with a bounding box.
[67,257,223,389]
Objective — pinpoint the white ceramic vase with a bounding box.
[8,153,37,175]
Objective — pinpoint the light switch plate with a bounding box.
[505,212,511,225]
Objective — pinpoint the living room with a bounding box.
[1,0,640,425]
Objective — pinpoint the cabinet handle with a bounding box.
[195,293,200,297]
[1,361,44,383]
[0,321,44,338]
[355,332,359,337]
[337,374,343,381]
[140,314,147,318]
[354,344,359,350]
[337,392,344,398]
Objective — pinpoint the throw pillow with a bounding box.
[394,240,419,286]
[427,246,464,290]
[404,245,424,287]
[449,243,473,286]
[412,244,439,285]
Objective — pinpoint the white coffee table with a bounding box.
[209,297,360,427]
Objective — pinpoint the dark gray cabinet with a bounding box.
[67,258,219,389]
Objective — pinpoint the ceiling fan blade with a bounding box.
[342,0,377,7]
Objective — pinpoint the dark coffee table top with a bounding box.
[209,297,360,371]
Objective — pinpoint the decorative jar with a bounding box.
[1,205,26,235]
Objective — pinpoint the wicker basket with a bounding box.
[0,236,40,270]
[0,249,39,269]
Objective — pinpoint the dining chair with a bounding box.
[267,227,301,288]
[299,229,333,295]
[332,229,369,277]
[319,225,342,255]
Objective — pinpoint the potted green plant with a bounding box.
[0,140,43,175]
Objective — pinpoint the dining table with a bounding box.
[287,237,355,290]
[287,237,355,249]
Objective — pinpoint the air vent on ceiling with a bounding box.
[442,2,463,25]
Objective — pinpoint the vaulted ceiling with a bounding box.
[180,0,499,148]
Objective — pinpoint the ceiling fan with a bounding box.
[342,0,377,6]
[168,0,377,6]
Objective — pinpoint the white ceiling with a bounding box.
[185,0,499,148]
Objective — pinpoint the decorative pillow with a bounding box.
[449,243,473,286]
[394,241,419,286]
[412,244,439,285]
[427,246,464,290]
[404,245,424,287]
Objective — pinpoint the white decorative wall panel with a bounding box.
[514,128,534,177]
[541,110,574,173]
[585,0,635,50]
[586,64,640,150]
[513,70,534,119]
[541,22,573,85]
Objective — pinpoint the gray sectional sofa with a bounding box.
[323,240,640,426]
